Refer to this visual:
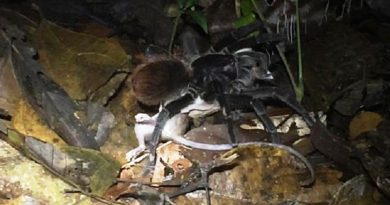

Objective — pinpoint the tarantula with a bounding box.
[130,21,315,164]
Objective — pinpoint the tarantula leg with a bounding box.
[227,33,286,52]
[148,94,194,163]
[251,99,281,143]
[249,87,315,128]
[148,108,169,161]
[217,94,238,146]
[276,91,315,127]
[213,20,264,52]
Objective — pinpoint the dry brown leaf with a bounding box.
[296,165,343,203]
[113,141,343,204]
[100,80,142,164]
[330,175,384,205]
[11,100,65,146]
[0,44,22,116]
[180,145,342,204]
[33,21,130,100]
[292,137,315,156]
[152,142,192,183]
[206,145,307,204]
[349,111,383,139]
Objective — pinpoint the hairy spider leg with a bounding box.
[213,20,264,52]
[218,94,281,143]
[227,33,287,52]
[168,162,213,205]
[145,94,194,174]
[251,99,281,143]
[209,80,239,147]
[148,108,169,161]
[247,86,315,128]
[218,93,238,146]
[212,19,287,53]
[276,91,315,127]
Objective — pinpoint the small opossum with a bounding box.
[126,110,315,186]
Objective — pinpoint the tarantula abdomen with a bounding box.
[131,60,190,106]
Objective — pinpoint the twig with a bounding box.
[295,0,304,102]
[168,13,182,54]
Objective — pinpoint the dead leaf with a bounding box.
[330,175,383,205]
[100,80,142,164]
[296,165,343,203]
[292,137,315,156]
[0,34,22,116]
[4,130,121,196]
[349,111,383,139]
[0,134,99,204]
[11,100,66,146]
[204,145,308,204]
[33,21,130,101]
[0,8,38,37]
[152,142,191,183]
[113,135,343,204]
[106,142,193,201]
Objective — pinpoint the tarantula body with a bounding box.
[130,21,315,166]
[190,51,274,96]
[186,50,283,145]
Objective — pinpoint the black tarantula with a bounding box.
[131,21,316,166]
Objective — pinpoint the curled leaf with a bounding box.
[188,10,208,33]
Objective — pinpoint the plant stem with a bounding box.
[251,0,303,101]
[250,0,265,20]
[295,0,304,102]
[168,13,182,54]
[276,44,299,96]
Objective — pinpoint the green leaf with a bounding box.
[6,129,25,148]
[177,0,185,9]
[178,0,197,10]
[240,0,254,16]
[233,13,256,28]
[188,10,208,33]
